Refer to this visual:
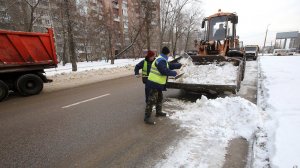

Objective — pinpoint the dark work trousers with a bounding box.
[142,77,150,103]
[145,87,150,103]
[145,88,163,119]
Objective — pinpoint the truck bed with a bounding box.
[0,28,58,73]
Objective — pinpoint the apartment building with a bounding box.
[0,0,161,60]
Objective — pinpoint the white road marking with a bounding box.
[62,93,110,109]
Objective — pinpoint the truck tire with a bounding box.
[0,80,9,102]
[16,74,43,96]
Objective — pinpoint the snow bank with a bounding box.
[43,59,142,92]
[257,56,300,168]
[170,58,238,85]
[45,58,142,76]
[156,96,261,167]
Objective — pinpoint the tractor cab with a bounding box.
[198,10,240,56]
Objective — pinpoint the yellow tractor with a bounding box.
[197,9,243,57]
[167,10,245,94]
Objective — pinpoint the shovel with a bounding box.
[174,73,185,80]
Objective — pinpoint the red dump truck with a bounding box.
[0,28,58,101]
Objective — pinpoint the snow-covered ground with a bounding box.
[257,56,300,167]
[45,59,142,76]
[43,59,142,92]
[43,55,300,167]
[157,55,300,167]
[156,96,260,167]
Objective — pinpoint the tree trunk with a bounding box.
[146,21,151,50]
[84,41,88,62]
[185,31,191,51]
[28,7,34,32]
[64,0,77,71]
[25,0,40,32]
[62,32,67,65]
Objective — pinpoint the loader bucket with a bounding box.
[167,55,244,94]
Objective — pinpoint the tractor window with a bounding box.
[209,16,227,41]
[227,21,233,37]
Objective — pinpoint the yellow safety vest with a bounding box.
[142,60,148,77]
[148,55,169,85]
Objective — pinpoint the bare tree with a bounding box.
[183,8,202,51]
[138,0,159,51]
[64,0,77,71]
[101,8,117,64]
[115,21,144,59]
[172,12,186,55]
[160,0,202,54]
[23,0,41,32]
[159,0,173,50]
[0,0,30,31]
[49,0,69,65]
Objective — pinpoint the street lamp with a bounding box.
[262,24,271,56]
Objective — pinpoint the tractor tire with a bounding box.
[0,80,9,102]
[16,74,44,96]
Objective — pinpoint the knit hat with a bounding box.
[161,46,170,55]
[146,50,155,58]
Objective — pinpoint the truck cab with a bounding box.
[244,45,259,60]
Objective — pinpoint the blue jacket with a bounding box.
[146,54,182,91]
[134,58,153,84]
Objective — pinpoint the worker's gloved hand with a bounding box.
[135,74,141,78]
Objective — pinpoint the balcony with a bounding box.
[113,16,120,22]
[112,4,119,9]
[112,0,119,9]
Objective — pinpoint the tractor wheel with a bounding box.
[16,74,44,96]
[0,80,9,102]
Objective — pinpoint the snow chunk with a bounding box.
[156,96,261,167]
[172,58,238,85]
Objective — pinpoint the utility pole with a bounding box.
[262,24,270,56]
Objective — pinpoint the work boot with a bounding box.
[156,112,167,117]
[144,117,156,125]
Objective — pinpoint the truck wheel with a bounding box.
[16,74,43,96]
[0,80,9,101]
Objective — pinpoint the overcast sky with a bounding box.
[200,0,300,46]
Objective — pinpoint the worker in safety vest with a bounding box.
[144,46,182,125]
[134,50,156,103]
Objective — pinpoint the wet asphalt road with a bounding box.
[0,76,185,167]
[0,60,258,167]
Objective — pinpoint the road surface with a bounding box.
[0,75,186,167]
[0,60,258,167]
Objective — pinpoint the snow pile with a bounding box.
[257,56,300,167]
[45,58,142,76]
[156,96,261,167]
[171,58,238,85]
[43,59,142,92]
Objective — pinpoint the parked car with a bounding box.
[288,48,296,55]
[273,49,289,56]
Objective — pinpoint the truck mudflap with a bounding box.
[167,55,244,94]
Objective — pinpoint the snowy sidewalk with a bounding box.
[257,56,300,167]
